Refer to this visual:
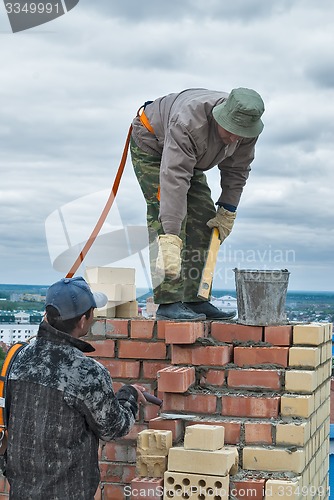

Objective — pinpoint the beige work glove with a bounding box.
[206,207,237,243]
[155,234,183,280]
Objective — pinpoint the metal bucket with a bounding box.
[234,268,290,326]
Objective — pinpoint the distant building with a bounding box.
[0,314,15,324]
[22,293,46,302]
[9,293,46,303]
[0,324,39,345]
[145,296,159,318]
[14,312,30,324]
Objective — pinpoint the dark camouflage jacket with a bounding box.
[6,321,138,500]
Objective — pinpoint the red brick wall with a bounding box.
[0,319,332,499]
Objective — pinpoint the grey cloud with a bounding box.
[305,61,334,89]
[1,0,334,289]
[82,0,291,23]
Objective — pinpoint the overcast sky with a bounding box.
[1,0,334,292]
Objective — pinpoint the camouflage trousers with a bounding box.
[130,137,216,304]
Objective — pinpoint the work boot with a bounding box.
[156,302,206,321]
[184,301,236,320]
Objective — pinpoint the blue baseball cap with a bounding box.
[45,276,108,320]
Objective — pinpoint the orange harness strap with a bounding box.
[0,342,27,430]
[65,101,155,279]
[65,124,133,279]
[137,105,155,135]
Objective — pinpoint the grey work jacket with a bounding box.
[131,88,258,235]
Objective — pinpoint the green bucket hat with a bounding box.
[213,88,264,138]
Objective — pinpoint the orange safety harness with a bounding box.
[0,342,27,455]
[65,102,157,278]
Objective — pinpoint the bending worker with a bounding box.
[130,87,265,321]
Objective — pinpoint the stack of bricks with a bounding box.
[0,319,331,499]
[85,266,138,318]
[131,429,172,500]
[165,424,238,499]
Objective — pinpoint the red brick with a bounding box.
[99,359,140,378]
[157,365,195,393]
[149,417,184,442]
[227,369,282,390]
[142,361,170,379]
[103,441,136,462]
[171,345,192,364]
[0,478,7,494]
[221,394,280,418]
[211,323,263,343]
[86,339,115,358]
[264,325,293,346]
[113,381,123,392]
[244,422,273,444]
[103,483,126,500]
[162,393,217,414]
[94,485,102,500]
[99,462,136,483]
[105,319,129,337]
[186,420,241,445]
[230,479,266,500]
[165,321,207,344]
[200,369,226,386]
[171,345,232,366]
[130,319,155,339]
[122,423,148,440]
[143,403,160,422]
[193,345,232,366]
[118,340,166,359]
[156,320,168,340]
[234,346,289,367]
[130,477,164,500]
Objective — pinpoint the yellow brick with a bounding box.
[265,478,301,499]
[89,282,122,301]
[93,300,116,318]
[184,424,225,451]
[168,446,238,476]
[137,429,172,456]
[164,471,229,500]
[281,394,314,418]
[288,347,320,368]
[85,266,135,284]
[324,323,333,342]
[120,284,136,302]
[276,422,310,446]
[324,359,332,379]
[315,388,321,410]
[293,324,324,346]
[136,455,167,477]
[285,370,317,393]
[243,446,306,474]
[115,300,138,318]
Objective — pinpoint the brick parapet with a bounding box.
[88,319,332,499]
[1,319,331,498]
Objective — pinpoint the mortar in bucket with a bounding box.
[233,268,290,326]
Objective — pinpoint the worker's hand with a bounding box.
[131,384,147,405]
[206,207,237,243]
[155,234,182,280]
